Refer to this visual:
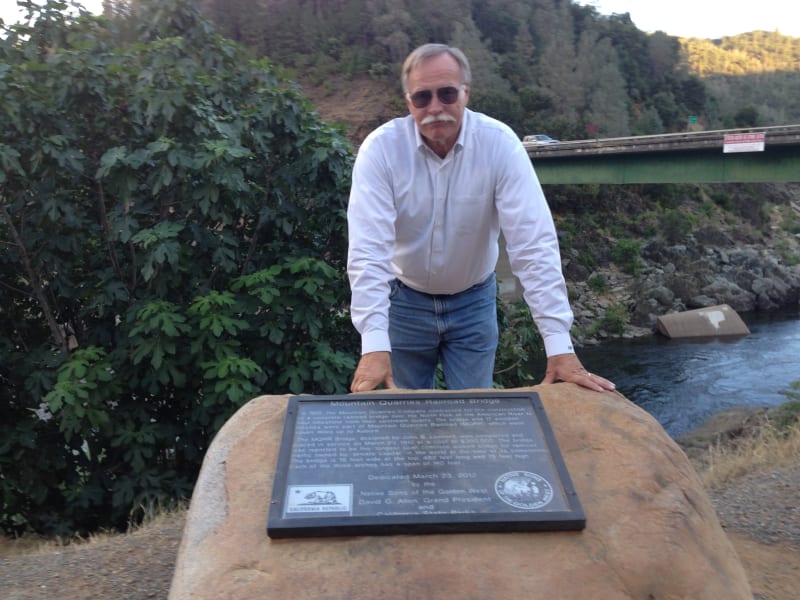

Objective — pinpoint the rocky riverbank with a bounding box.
[560,185,800,345]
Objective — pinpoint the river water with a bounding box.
[578,308,800,438]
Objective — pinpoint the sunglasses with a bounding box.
[407,85,464,109]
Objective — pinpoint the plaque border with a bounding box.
[267,391,585,538]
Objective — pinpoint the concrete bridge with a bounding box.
[525,124,800,184]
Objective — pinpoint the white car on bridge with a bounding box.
[523,134,560,145]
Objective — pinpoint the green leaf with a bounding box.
[268,328,284,344]
[0,143,25,178]
[96,146,128,179]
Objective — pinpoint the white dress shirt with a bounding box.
[347,108,574,358]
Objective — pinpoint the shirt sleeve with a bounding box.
[494,139,575,357]
[346,137,397,355]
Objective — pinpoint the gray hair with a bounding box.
[401,44,472,93]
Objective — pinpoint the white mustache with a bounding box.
[421,114,456,125]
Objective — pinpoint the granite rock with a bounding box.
[170,385,751,600]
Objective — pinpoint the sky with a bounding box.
[2,1,799,39]
[575,0,800,39]
[1,1,105,26]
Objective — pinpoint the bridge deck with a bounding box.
[525,125,800,184]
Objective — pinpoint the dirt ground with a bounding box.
[727,533,800,600]
[1,478,799,600]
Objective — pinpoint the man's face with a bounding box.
[405,52,469,156]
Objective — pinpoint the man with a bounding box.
[347,43,614,393]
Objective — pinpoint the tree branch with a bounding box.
[0,203,68,353]
[240,172,273,277]
[96,178,126,286]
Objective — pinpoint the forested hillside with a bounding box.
[681,31,800,76]
[197,0,800,140]
[680,31,800,128]
[198,0,702,139]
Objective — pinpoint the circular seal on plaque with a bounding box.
[495,471,554,510]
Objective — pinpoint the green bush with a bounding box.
[611,239,643,275]
[775,240,800,266]
[578,251,598,270]
[779,381,800,402]
[709,189,733,211]
[659,209,693,244]
[771,382,800,431]
[631,209,659,238]
[588,274,608,292]
[0,1,356,536]
[582,302,629,338]
[599,303,629,336]
[780,211,800,235]
[699,200,716,217]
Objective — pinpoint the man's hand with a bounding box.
[542,353,616,392]
[350,351,396,392]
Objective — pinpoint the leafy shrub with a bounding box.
[599,303,629,336]
[710,189,733,210]
[699,200,716,217]
[0,1,356,536]
[578,251,598,270]
[770,396,800,432]
[659,209,693,244]
[643,184,683,210]
[611,239,643,274]
[779,381,800,403]
[779,210,800,235]
[588,274,608,293]
[775,240,800,266]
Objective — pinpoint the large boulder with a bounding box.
[169,385,751,600]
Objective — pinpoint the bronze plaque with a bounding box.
[267,391,584,538]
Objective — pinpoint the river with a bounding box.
[578,308,800,438]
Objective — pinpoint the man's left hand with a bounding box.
[542,353,616,392]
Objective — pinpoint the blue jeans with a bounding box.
[388,274,498,389]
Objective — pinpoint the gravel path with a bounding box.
[710,464,800,547]
[1,512,185,600]
[1,466,798,599]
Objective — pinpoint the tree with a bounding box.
[472,0,519,54]
[529,0,581,132]
[1,0,357,535]
[733,106,760,127]
[575,31,631,137]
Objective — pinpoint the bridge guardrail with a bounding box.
[524,124,800,158]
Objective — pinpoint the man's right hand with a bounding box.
[350,351,395,392]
